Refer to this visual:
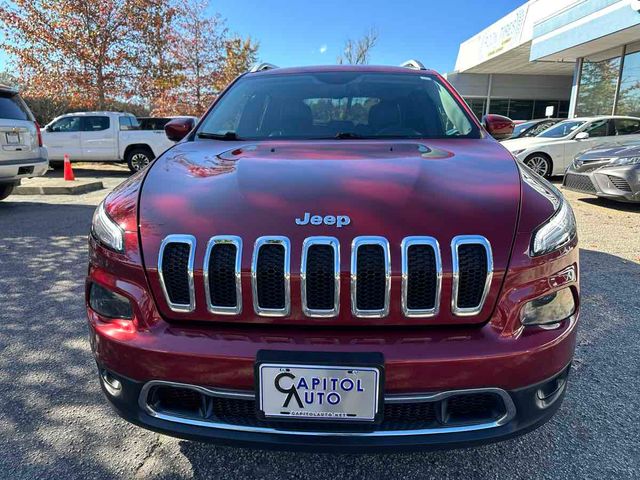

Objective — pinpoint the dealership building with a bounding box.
[446,0,640,121]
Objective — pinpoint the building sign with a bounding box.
[478,4,529,60]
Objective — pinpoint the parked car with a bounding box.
[137,116,198,132]
[87,62,579,451]
[502,116,640,177]
[41,111,191,172]
[563,141,640,202]
[507,118,561,140]
[0,84,48,201]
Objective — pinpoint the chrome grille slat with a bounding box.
[203,236,242,315]
[451,235,493,316]
[301,236,340,317]
[251,236,291,317]
[401,237,442,317]
[350,236,391,318]
[158,234,196,312]
[157,234,493,318]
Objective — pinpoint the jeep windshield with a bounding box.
[197,72,480,140]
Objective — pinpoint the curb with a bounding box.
[15,181,104,195]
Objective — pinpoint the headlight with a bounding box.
[92,201,124,252]
[609,156,640,166]
[511,149,526,156]
[531,199,576,256]
[521,287,575,326]
[519,163,577,256]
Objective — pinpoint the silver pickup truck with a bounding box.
[0,84,48,201]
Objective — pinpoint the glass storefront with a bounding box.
[575,42,640,118]
[463,97,568,120]
[576,56,621,116]
[465,98,486,120]
[616,45,640,117]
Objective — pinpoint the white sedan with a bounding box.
[502,116,640,177]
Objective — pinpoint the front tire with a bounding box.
[126,148,154,173]
[0,184,15,201]
[524,153,552,178]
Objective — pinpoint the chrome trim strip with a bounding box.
[138,381,516,437]
[401,236,442,318]
[203,236,243,315]
[251,236,291,317]
[139,380,255,405]
[350,236,391,318]
[301,237,340,317]
[158,234,196,313]
[451,235,493,317]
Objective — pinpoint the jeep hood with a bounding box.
[139,138,521,325]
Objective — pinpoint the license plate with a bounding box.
[258,363,380,421]
[5,132,20,144]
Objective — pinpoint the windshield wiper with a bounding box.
[198,131,242,140]
[334,132,364,139]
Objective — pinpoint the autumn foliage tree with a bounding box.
[0,0,259,120]
[128,0,180,115]
[0,0,136,109]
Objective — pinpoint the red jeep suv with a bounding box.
[87,62,579,451]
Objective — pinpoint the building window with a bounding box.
[490,99,510,117]
[576,55,621,116]
[464,97,486,119]
[506,100,534,120]
[616,46,640,117]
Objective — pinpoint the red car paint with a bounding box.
[87,65,579,448]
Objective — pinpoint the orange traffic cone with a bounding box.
[63,154,75,181]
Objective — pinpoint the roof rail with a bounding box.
[249,63,279,73]
[400,59,426,70]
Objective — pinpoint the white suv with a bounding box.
[0,84,48,201]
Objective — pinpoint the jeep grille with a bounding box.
[157,234,492,319]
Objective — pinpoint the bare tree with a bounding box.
[337,28,378,65]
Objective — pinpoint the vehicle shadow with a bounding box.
[177,248,640,480]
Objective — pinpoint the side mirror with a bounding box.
[44,125,52,132]
[482,114,514,140]
[165,117,195,142]
[574,132,589,140]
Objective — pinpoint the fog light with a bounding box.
[100,369,122,397]
[521,288,575,326]
[89,283,133,319]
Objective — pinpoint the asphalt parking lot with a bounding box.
[0,164,638,479]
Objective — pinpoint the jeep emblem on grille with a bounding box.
[295,212,351,228]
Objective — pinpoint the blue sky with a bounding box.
[213,0,524,73]
[0,0,524,74]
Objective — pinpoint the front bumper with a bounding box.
[0,157,49,183]
[97,363,571,452]
[563,163,640,203]
[88,306,578,451]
